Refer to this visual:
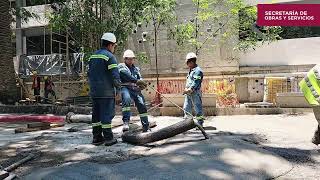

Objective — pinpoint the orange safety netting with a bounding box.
[151,78,239,108]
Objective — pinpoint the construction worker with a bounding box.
[88,32,121,146]
[31,71,41,103]
[299,64,320,145]
[118,50,150,132]
[183,52,205,127]
[44,76,56,103]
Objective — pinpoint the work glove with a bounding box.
[183,88,193,95]
[138,84,147,90]
[136,80,148,87]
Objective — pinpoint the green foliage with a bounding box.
[141,0,176,31]
[136,52,149,64]
[48,0,160,53]
[171,0,282,53]
[238,6,282,51]
[10,3,40,23]
[139,0,176,67]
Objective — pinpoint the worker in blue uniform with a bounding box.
[183,52,205,127]
[118,50,150,132]
[87,32,121,146]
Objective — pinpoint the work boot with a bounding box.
[103,129,118,146]
[92,126,104,145]
[142,126,151,133]
[122,122,129,132]
[92,135,105,146]
[197,120,204,127]
[312,125,320,145]
[105,139,118,146]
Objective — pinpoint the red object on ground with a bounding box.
[0,115,64,123]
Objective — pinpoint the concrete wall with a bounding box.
[127,0,239,76]
[240,38,320,66]
[248,78,265,102]
[235,77,249,103]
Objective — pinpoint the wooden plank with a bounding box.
[0,170,9,179]
[15,126,51,133]
[4,154,36,172]
[3,173,16,180]
[27,122,51,128]
[50,123,65,128]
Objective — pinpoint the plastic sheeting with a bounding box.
[19,53,84,76]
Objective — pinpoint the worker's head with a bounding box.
[101,33,117,53]
[32,71,37,75]
[185,52,197,69]
[123,49,136,67]
[44,76,48,80]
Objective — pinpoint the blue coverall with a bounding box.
[118,63,149,130]
[87,48,121,140]
[183,65,205,124]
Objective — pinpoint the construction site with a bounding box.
[1,0,320,179]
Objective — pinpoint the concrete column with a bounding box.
[290,77,298,92]
[16,0,27,58]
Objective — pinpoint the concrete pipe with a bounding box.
[66,112,91,123]
[122,118,209,145]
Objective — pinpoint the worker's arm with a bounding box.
[106,56,121,89]
[189,70,203,90]
[118,64,138,83]
[136,67,142,80]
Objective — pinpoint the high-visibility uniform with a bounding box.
[118,63,149,130]
[299,65,320,106]
[87,48,121,141]
[300,65,320,145]
[183,65,205,122]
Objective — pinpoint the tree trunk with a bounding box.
[0,0,18,104]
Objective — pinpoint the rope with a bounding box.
[146,84,193,117]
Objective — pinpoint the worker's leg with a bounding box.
[44,90,49,99]
[100,98,117,146]
[121,87,132,131]
[91,98,103,145]
[312,125,320,145]
[132,90,149,131]
[35,88,41,103]
[44,90,49,103]
[183,94,193,120]
[50,90,57,99]
[192,91,205,126]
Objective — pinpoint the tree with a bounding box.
[139,0,176,103]
[0,0,18,104]
[48,0,169,54]
[48,0,177,104]
[171,0,282,54]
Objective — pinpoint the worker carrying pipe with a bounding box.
[183,52,205,127]
[118,49,150,132]
[87,33,121,146]
[299,64,320,145]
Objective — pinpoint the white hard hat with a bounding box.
[186,52,197,61]
[101,33,116,43]
[123,49,135,58]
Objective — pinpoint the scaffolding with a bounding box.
[17,2,88,101]
[48,28,87,100]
